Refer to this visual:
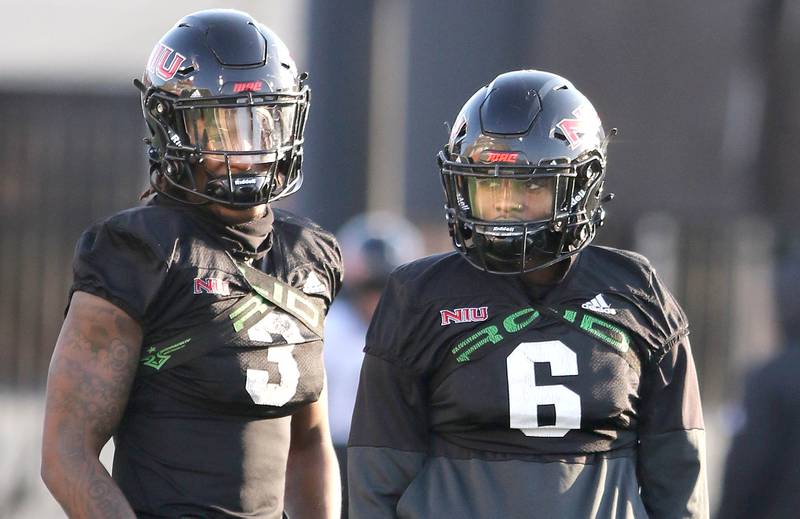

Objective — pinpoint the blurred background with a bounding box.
[1,0,798,516]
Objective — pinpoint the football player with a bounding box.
[348,70,708,518]
[41,10,342,519]
[324,212,424,516]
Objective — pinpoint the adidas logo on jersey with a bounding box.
[440,306,489,326]
[581,294,617,315]
[302,271,327,295]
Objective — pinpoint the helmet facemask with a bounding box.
[440,151,607,274]
[438,70,614,275]
[143,86,310,208]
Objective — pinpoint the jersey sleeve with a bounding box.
[637,317,709,517]
[324,237,344,307]
[347,272,429,518]
[270,209,344,310]
[70,219,168,323]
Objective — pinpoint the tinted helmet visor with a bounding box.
[181,102,297,165]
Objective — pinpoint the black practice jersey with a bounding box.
[348,247,707,519]
[71,203,342,518]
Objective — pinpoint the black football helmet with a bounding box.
[438,70,614,274]
[135,9,310,207]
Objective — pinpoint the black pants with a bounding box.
[334,443,349,519]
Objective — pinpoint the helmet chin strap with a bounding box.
[151,156,281,208]
[204,173,274,205]
[477,224,558,270]
[197,149,285,207]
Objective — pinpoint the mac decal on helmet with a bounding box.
[135,9,310,207]
[438,69,615,274]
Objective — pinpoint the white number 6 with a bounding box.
[507,340,581,437]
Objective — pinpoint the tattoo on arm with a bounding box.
[42,293,142,518]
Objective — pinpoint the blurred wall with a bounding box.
[0,92,145,386]
[0,0,309,91]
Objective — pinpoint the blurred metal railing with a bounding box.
[0,91,146,388]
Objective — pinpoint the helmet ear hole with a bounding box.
[147,97,169,119]
[159,160,189,187]
[576,159,602,181]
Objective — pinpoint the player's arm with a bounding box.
[347,354,429,519]
[41,291,142,518]
[637,335,709,519]
[285,381,341,519]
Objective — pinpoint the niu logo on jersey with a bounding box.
[556,105,602,150]
[440,306,489,326]
[193,278,230,296]
[149,43,187,81]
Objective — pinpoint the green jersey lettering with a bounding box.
[230,295,269,332]
[503,308,540,333]
[579,313,630,352]
[453,325,504,363]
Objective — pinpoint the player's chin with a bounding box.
[209,203,269,224]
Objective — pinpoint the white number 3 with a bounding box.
[245,345,299,406]
[507,340,581,437]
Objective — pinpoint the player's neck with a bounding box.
[519,256,574,292]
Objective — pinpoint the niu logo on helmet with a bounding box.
[148,43,187,82]
[556,105,602,150]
